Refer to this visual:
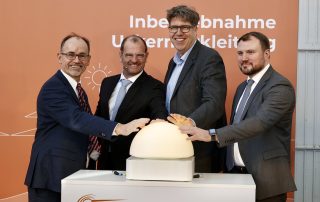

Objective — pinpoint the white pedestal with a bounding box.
[126,156,194,181]
[61,170,256,202]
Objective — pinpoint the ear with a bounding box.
[86,55,91,65]
[57,53,62,64]
[119,51,123,62]
[264,49,271,59]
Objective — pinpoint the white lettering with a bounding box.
[111,34,276,52]
[111,35,124,48]
[266,19,276,29]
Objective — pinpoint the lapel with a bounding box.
[164,59,175,84]
[169,40,201,98]
[231,81,247,123]
[105,75,121,101]
[235,66,274,122]
[56,70,79,104]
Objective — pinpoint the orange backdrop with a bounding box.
[0,0,298,199]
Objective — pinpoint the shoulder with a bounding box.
[269,67,294,88]
[139,72,164,87]
[195,41,222,57]
[101,74,120,85]
[41,71,65,90]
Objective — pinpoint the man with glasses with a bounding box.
[165,5,227,173]
[171,32,297,202]
[94,35,167,171]
[25,33,149,202]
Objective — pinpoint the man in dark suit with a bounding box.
[24,33,149,202]
[165,5,227,173]
[174,32,297,202]
[95,35,168,171]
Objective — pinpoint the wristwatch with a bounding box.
[208,128,217,142]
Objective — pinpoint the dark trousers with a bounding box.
[256,193,287,202]
[28,187,61,202]
[227,167,287,202]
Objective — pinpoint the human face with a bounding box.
[58,37,91,82]
[237,36,270,76]
[120,40,148,78]
[169,17,197,56]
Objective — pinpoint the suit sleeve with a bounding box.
[217,81,295,147]
[38,82,117,140]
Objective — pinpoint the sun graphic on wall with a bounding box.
[84,63,112,92]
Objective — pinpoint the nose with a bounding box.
[241,53,248,61]
[131,55,138,63]
[175,28,183,35]
[73,55,80,62]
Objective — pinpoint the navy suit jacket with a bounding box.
[96,71,167,170]
[164,41,227,172]
[25,70,118,192]
[217,66,297,199]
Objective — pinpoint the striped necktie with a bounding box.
[76,83,101,157]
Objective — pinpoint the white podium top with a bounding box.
[62,170,256,202]
[63,170,255,188]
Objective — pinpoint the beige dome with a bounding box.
[130,122,194,159]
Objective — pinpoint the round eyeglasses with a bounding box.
[168,25,194,33]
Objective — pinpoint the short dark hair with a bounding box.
[120,35,148,53]
[60,33,90,53]
[237,32,270,51]
[166,5,199,26]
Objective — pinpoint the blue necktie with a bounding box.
[226,79,254,170]
[111,79,131,121]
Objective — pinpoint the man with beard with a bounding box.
[169,32,297,202]
[25,33,149,202]
[94,35,167,170]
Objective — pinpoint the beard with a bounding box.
[239,63,264,76]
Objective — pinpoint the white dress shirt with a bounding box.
[108,70,143,119]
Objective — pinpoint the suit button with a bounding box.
[101,133,106,137]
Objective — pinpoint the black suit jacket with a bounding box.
[96,71,167,170]
[217,66,297,199]
[164,41,227,172]
[25,70,118,193]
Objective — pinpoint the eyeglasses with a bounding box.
[60,52,90,61]
[123,53,146,60]
[168,25,194,33]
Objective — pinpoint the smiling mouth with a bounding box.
[175,38,185,42]
[70,66,83,71]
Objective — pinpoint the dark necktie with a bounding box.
[76,83,101,156]
[226,79,254,170]
[110,79,131,121]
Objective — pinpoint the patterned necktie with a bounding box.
[76,83,101,155]
[226,79,254,170]
[110,79,131,121]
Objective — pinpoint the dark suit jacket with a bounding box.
[164,41,227,172]
[217,66,297,199]
[25,70,118,193]
[96,71,167,170]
